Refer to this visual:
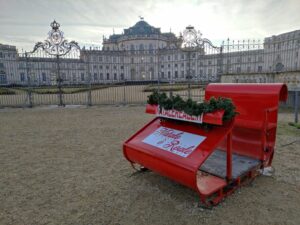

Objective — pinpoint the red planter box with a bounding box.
[145,104,225,125]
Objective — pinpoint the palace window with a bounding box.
[0,72,7,84]
[181,71,184,78]
[81,73,85,81]
[175,71,178,78]
[61,73,66,81]
[114,73,117,80]
[208,69,212,76]
[100,73,103,80]
[258,66,262,72]
[72,73,77,82]
[94,73,98,80]
[106,73,110,80]
[42,72,46,82]
[20,73,25,82]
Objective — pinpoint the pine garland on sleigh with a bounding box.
[147,91,237,122]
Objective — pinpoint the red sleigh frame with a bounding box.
[123,83,287,206]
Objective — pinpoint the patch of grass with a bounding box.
[277,121,300,137]
[14,85,109,94]
[143,84,205,92]
[288,122,300,129]
[0,88,16,95]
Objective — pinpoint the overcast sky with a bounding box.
[1,0,300,51]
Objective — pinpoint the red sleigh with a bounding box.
[123,83,287,207]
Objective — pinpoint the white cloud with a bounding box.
[0,0,299,51]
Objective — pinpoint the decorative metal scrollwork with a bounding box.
[181,25,218,50]
[32,20,80,56]
[182,25,202,48]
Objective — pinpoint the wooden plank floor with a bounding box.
[200,149,261,179]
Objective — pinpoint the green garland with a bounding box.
[147,90,237,122]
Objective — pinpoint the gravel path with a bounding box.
[0,106,299,225]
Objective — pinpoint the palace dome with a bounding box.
[124,19,161,36]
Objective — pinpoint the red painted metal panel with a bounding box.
[145,104,224,125]
[123,84,286,205]
[124,117,234,191]
[205,83,287,161]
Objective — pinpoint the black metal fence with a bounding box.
[1,37,300,107]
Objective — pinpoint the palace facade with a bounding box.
[1,19,300,88]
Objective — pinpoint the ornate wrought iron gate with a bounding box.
[23,20,81,107]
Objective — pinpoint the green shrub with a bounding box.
[0,88,16,95]
[147,90,237,122]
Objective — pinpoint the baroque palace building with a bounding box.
[1,19,300,88]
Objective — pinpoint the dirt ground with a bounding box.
[0,106,299,225]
